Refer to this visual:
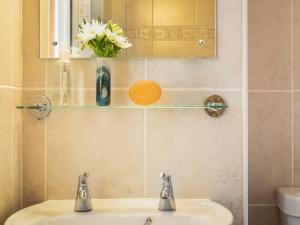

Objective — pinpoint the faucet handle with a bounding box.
[160,173,167,179]
[160,173,172,186]
[79,172,89,184]
[83,172,89,178]
[160,173,171,180]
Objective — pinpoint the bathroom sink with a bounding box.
[5,199,233,225]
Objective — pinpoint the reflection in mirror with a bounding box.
[40,0,216,58]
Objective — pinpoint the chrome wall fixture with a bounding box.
[204,95,227,118]
[16,95,228,120]
[16,95,52,120]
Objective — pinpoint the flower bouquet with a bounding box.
[76,20,132,106]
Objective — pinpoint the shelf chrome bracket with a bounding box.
[204,95,227,118]
[19,95,52,120]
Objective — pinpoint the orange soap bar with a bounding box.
[129,80,162,105]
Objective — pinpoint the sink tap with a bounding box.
[159,173,176,211]
[74,172,93,212]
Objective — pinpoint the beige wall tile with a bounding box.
[249,0,291,90]
[0,88,13,224]
[46,60,61,88]
[0,0,12,86]
[249,92,292,204]
[22,91,46,207]
[249,206,280,225]
[12,90,22,212]
[0,196,12,225]
[147,58,240,89]
[153,0,195,26]
[47,110,144,199]
[23,0,46,88]
[22,0,40,57]
[293,93,300,185]
[11,0,22,87]
[110,59,146,87]
[47,59,145,89]
[293,0,300,89]
[0,0,21,86]
[47,89,134,107]
[147,91,243,224]
[23,56,46,88]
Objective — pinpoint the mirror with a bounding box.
[40,0,216,58]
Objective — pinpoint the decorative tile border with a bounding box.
[127,26,215,41]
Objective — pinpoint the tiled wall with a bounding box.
[0,0,22,224]
[22,0,244,225]
[248,0,298,224]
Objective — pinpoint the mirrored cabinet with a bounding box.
[40,0,216,58]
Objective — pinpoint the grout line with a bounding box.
[22,87,49,91]
[22,87,243,92]
[45,58,48,89]
[0,86,21,90]
[248,204,277,207]
[10,0,16,212]
[291,0,295,187]
[44,62,48,201]
[249,90,300,93]
[151,0,153,54]
[249,89,293,93]
[44,119,48,200]
[18,0,23,209]
[194,0,196,54]
[20,91,23,208]
[163,88,242,92]
[292,72,295,187]
[243,0,249,223]
[144,58,148,80]
[9,0,13,89]
[11,86,14,213]
[143,58,148,197]
[20,0,23,209]
[143,109,148,197]
[20,0,23,92]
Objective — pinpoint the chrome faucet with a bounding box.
[74,172,93,212]
[159,173,176,211]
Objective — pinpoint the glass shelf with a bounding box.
[17,95,228,119]
[16,103,227,110]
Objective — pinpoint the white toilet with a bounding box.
[278,188,300,225]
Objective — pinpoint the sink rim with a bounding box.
[5,198,233,225]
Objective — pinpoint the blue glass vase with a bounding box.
[96,58,111,106]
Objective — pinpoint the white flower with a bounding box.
[77,20,106,43]
[104,28,132,49]
[76,20,133,56]
[76,33,91,43]
[115,36,132,49]
[119,41,133,49]
[104,28,115,40]
[93,20,106,36]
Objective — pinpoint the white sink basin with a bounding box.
[5,199,233,225]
